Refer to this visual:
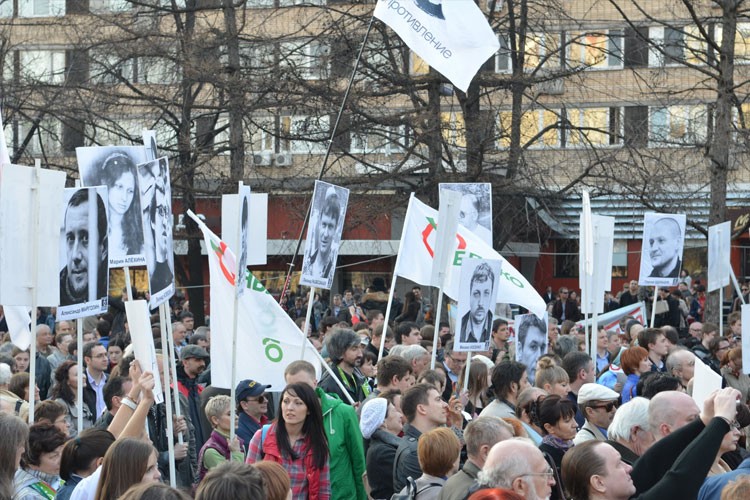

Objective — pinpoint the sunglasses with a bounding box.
[591,402,618,412]
[246,395,267,403]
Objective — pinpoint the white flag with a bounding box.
[5,306,31,350]
[374,0,499,92]
[190,213,321,390]
[394,196,547,318]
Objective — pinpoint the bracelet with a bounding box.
[121,397,137,411]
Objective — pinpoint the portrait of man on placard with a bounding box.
[638,213,686,287]
[439,183,493,247]
[58,187,109,317]
[456,258,502,352]
[515,312,548,384]
[237,192,249,295]
[138,157,175,307]
[300,181,350,290]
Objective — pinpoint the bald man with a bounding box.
[477,438,556,499]
[666,349,696,389]
[648,218,682,278]
[648,390,700,440]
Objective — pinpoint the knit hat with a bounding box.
[472,354,494,370]
[359,398,388,439]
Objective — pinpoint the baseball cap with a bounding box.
[180,345,210,361]
[236,379,272,403]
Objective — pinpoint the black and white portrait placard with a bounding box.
[638,213,687,287]
[708,221,731,292]
[455,257,502,353]
[137,157,174,309]
[439,183,493,247]
[300,181,350,290]
[236,186,251,296]
[76,146,148,268]
[58,186,110,320]
[514,312,548,384]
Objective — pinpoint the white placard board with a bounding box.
[742,304,750,375]
[455,257,502,352]
[708,221,731,292]
[438,182,493,247]
[125,300,164,404]
[580,214,615,314]
[0,164,65,306]
[692,355,723,410]
[515,312,549,384]
[222,193,268,267]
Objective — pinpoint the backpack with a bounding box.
[390,477,442,500]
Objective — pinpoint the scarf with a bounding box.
[542,433,574,452]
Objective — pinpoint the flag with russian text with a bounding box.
[373,0,500,92]
[188,212,321,390]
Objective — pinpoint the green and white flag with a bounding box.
[190,213,321,390]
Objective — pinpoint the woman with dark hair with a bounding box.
[12,347,30,373]
[458,358,492,416]
[119,482,192,500]
[246,382,330,499]
[55,428,115,500]
[9,372,39,403]
[95,438,161,500]
[0,413,28,499]
[14,422,68,498]
[100,152,144,259]
[51,360,94,438]
[395,291,420,324]
[107,337,126,373]
[533,395,578,500]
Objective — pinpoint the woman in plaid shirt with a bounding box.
[246,383,330,499]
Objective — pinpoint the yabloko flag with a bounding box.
[190,213,321,390]
[394,195,547,318]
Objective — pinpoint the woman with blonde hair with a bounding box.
[534,357,570,397]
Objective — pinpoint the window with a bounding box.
[649,26,706,66]
[84,119,142,146]
[89,0,131,12]
[410,52,429,75]
[717,22,750,65]
[440,112,466,149]
[239,42,275,72]
[555,239,579,278]
[522,32,562,71]
[498,109,560,148]
[280,115,329,154]
[138,57,178,84]
[18,0,64,16]
[649,105,708,146]
[18,50,66,83]
[279,40,329,80]
[567,30,623,69]
[0,0,12,17]
[247,116,276,153]
[89,51,135,84]
[351,124,407,155]
[247,0,274,7]
[566,107,621,147]
[495,34,511,72]
[279,0,324,5]
[17,117,62,155]
[612,239,628,277]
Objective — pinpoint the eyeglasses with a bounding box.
[246,395,267,403]
[448,354,467,365]
[732,420,742,429]
[591,402,618,412]
[516,467,555,480]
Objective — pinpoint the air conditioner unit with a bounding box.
[251,152,272,166]
[275,153,293,167]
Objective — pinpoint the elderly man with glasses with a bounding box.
[574,383,620,446]
[476,438,556,499]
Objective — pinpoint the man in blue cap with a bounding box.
[235,378,271,446]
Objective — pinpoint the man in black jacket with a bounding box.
[319,329,369,405]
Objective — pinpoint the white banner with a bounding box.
[394,196,546,318]
[5,306,31,350]
[708,221,731,292]
[125,300,164,405]
[576,302,648,333]
[0,164,65,307]
[579,214,615,314]
[373,0,500,92]
[191,214,321,389]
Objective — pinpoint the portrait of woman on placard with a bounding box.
[100,152,144,261]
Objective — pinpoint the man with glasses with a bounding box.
[439,340,467,401]
[666,348,697,389]
[476,438,556,499]
[551,287,580,323]
[574,383,620,445]
[235,378,271,447]
[82,341,109,418]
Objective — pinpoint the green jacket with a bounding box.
[316,387,367,500]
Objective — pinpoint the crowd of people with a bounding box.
[0,274,749,500]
